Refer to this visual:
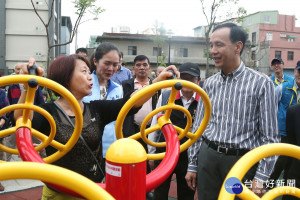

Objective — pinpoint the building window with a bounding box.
[275,51,281,58]
[287,51,294,61]
[36,26,43,31]
[128,46,137,55]
[180,48,188,57]
[251,51,256,61]
[153,47,162,56]
[266,32,273,41]
[251,32,256,45]
[247,18,252,25]
[264,15,270,23]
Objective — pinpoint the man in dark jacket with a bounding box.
[283,62,300,200]
[284,103,300,200]
[122,55,178,200]
[122,55,160,138]
[271,61,300,182]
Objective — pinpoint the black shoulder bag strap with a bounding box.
[53,101,104,178]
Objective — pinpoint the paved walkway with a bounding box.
[0,155,44,199]
[0,155,182,199]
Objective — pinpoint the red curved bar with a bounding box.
[16,118,180,196]
[146,120,180,192]
[16,127,105,198]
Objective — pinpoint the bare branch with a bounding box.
[70,6,86,38]
[30,0,46,27]
[49,40,74,49]
[69,8,85,42]
[31,0,105,68]
[46,0,55,26]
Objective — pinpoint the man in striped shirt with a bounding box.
[185,23,280,199]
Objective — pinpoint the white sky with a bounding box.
[62,0,300,53]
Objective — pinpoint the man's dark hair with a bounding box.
[134,55,150,65]
[212,23,248,55]
[119,51,123,59]
[76,47,88,54]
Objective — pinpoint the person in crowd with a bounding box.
[122,55,179,200]
[271,60,300,182]
[5,60,44,161]
[89,52,96,72]
[185,23,280,199]
[156,66,165,77]
[42,90,48,102]
[14,54,177,200]
[199,78,205,87]
[131,68,135,77]
[111,51,132,85]
[270,57,293,87]
[122,55,160,138]
[7,61,44,106]
[83,42,123,159]
[75,47,88,58]
[149,62,200,200]
[0,73,10,191]
[284,101,300,200]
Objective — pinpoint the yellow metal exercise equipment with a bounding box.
[115,79,211,160]
[219,143,300,200]
[0,75,83,163]
[0,162,114,199]
[1,74,300,200]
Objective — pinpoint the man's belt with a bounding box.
[203,137,249,156]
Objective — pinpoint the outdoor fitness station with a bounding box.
[0,74,300,199]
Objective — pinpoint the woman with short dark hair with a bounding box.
[14,54,139,200]
[14,54,178,199]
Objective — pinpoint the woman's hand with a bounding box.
[132,65,180,107]
[152,65,180,83]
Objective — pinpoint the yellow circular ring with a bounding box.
[0,162,114,200]
[218,143,300,200]
[140,104,192,148]
[115,79,211,160]
[0,75,83,163]
[0,104,56,154]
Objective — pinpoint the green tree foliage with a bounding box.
[152,20,167,67]
[158,53,167,67]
